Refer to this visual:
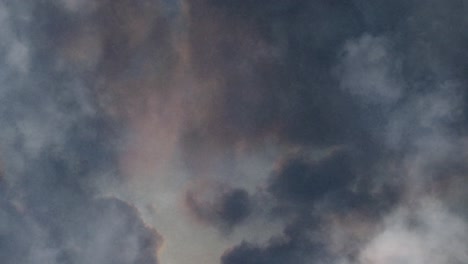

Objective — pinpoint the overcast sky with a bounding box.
[1,1,468,264]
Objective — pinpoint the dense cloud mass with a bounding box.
[1,0,468,264]
[186,187,252,232]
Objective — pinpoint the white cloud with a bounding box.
[359,199,468,264]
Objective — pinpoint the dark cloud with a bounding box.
[2,0,468,264]
[186,188,252,232]
[180,0,468,149]
[265,149,402,217]
[217,148,402,263]
[215,189,252,228]
[198,0,468,263]
[268,151,354,205]
[181,0,368,146]
[221,217,327,264]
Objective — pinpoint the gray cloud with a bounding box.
[267,151,354,206]
[180,0,367,147]
[358,199,468,264]
[185,187,252,232]
[0,1,166,263]
[217,1,468,263]
[221,216,328,264]
[336,34,403,104]
[1,1,468,264]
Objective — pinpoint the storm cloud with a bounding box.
[186,187,252,232]
[1,0,468,264]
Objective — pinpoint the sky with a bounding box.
[0,1,468,264]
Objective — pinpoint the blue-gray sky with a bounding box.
[1,1,468,264]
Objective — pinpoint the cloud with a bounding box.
[0,1,165,263]
[61,198,163,264]
[221,216,328,264]
[268,151,354,206]
[217,1,468,263]
[185,187,252,232]
[336,34,403,104]
[359,199,468,264]
[179,0,367,147]
[1,1,468,264]
[0,195,162,264]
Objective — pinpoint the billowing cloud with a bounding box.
[0,1,164,263]
[1,0,468,264]
[359,200,468,264]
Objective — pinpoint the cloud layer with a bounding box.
[1,1,467,264]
